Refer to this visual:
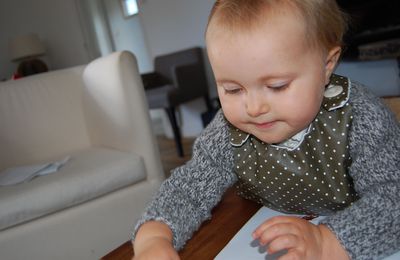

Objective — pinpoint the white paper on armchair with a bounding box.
[0,156,70,186]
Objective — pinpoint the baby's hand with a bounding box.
[132,236,180,260]
[133,221,179,260]
[252,216,349,260]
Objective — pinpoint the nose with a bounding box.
[245,92,270,117]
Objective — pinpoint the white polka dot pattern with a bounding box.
[230,75,359,216]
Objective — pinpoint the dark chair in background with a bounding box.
[142,47,212,157]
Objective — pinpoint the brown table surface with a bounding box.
[101,187,261,260]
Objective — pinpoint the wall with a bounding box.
[92,0,114,56]
[0,0,90,81]
[102,0,152,73]
[139,0,213,57]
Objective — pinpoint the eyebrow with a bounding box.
[257,74,292,83]
[215,79,240,85]
[216,74,291,86]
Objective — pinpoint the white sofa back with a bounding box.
[0,66,90,170]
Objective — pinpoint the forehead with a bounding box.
[208,1,301,31]
[208,4,305,41]
[207,9,309,61]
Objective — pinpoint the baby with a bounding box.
[133,1,400,259]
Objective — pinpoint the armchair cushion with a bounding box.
[0,147,145,231]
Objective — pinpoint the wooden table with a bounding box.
[101,187,261,260]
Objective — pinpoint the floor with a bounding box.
[156,135,195,177]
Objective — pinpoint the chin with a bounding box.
[253,134,287,145]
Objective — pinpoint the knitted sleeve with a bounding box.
[320,82,400,260]
[132,110,237,249]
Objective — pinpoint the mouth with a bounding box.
[253,121,277,129]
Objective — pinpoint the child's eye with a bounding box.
[224,88,242,94]
[268,83,289,91]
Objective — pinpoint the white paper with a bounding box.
[0,156,70,186]
[216,207,400,260]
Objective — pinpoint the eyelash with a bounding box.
[224,88,242,94]
[268,84,288,91]
[222,83,289,95]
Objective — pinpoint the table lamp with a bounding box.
[9,33,48,77]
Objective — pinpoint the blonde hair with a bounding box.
[206,0,348,52]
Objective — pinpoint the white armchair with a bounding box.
[0,51,164,259]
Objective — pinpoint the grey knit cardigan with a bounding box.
[133,81,400,260]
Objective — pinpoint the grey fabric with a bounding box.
[133,80,400,260]
[320,82,400,259]
[133,111,236,248]
[0,147,146,231]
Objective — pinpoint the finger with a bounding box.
[277,248,306,260]
[253,216,298,239]
[257,222,303,246]
[267,234,298,255]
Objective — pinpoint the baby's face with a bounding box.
[207,12,333,144]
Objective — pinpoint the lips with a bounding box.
[253,121,277,129]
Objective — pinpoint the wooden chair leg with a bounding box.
[165,107,184,157]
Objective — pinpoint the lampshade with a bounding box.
[9,33,46,61]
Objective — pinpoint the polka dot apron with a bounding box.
[229,74,359,216]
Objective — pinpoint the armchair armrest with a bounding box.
[83,51,164,181]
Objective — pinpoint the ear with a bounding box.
[324,46,342,85]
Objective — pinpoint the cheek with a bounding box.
[280,90,323,126]
[295,101,321,127]
[219,96,243,124]
[221,100,237,120]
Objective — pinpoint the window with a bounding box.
[120,0,139,17]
